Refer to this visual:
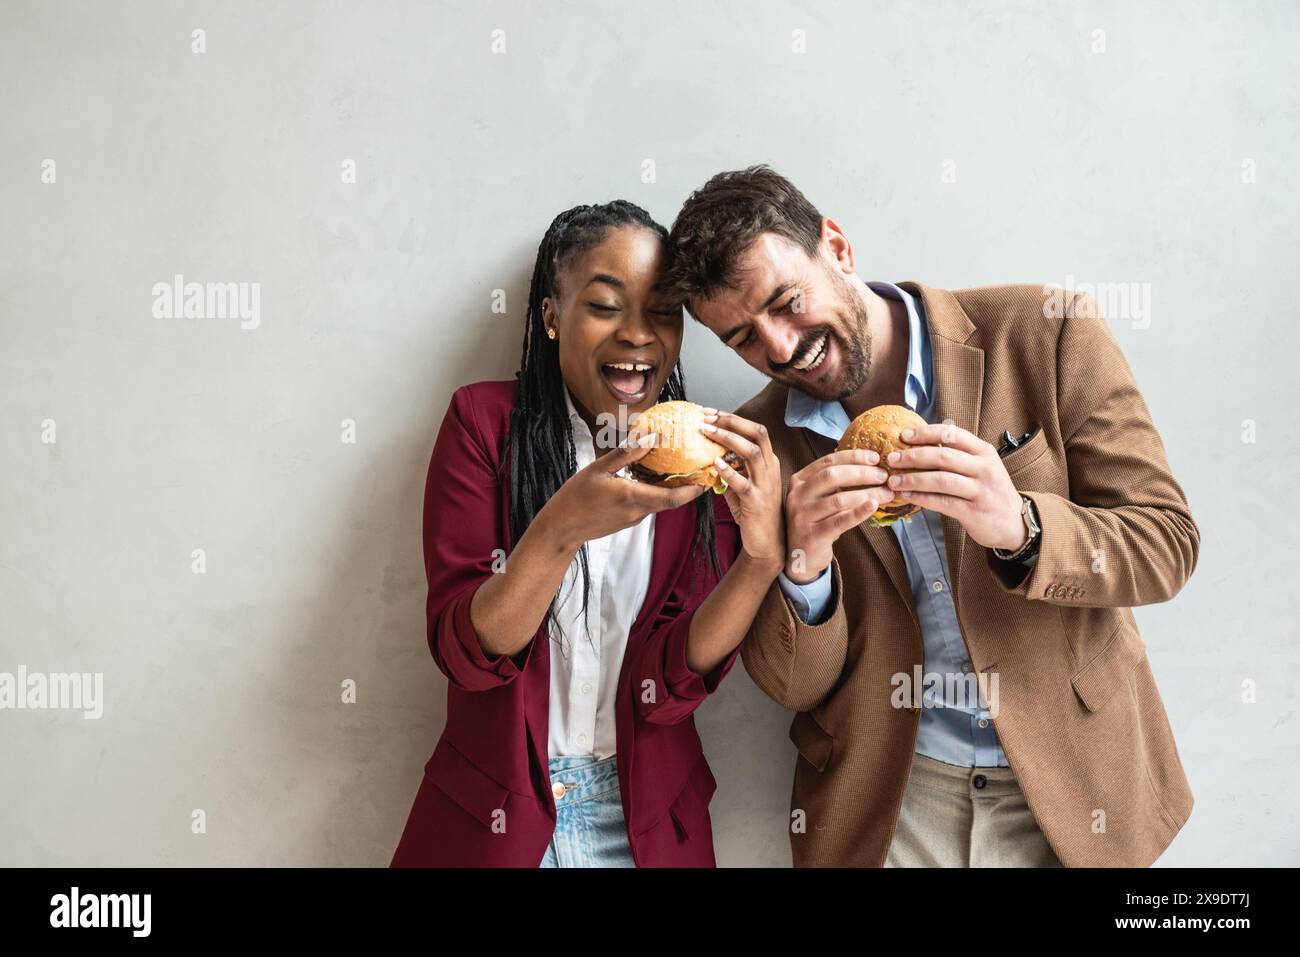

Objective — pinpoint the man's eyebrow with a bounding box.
[721,282,793,344]
[584,273,625,290]
[761,281,794,311]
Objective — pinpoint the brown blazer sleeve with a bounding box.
[742,557,850,712]
[987,291,1200,607]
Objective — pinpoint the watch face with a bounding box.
[1023,496,1041,533]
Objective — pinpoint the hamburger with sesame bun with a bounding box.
[836,404,929,527]
[627,401,745,494]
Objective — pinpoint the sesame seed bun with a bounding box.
[628,401,742,493]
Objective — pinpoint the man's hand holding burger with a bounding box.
[886,421,1029,553]
[783,449,894,584]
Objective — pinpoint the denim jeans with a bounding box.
[539,754,635,868]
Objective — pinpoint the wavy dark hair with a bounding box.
[665,164,823,317]
[498,200,722,652]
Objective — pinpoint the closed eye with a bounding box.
[775,294,801,315]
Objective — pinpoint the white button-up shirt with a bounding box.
[547,386,656,759]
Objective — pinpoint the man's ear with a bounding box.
[820,217,856,275]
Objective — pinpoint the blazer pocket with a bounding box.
[423,737,514,830]
[788,710,834,771]
[633,752,717,840]
[1071,624,1148,713]
[666,754,719,841]
[999,426,1049,477]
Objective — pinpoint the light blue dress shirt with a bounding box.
[774,281,1008,768]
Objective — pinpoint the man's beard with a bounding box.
[786,268,872,402]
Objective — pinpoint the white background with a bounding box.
[1,0,1297,865]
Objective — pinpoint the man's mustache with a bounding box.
[771,328,830,374]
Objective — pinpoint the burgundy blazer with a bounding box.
[391,380,742,867]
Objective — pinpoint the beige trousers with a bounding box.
[885,753,1063,868]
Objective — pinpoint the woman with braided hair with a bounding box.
[390,200,785,867]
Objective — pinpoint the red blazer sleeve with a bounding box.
[633,495,743,725]
[423,386,528,692]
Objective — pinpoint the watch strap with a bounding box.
[992,495,1041,561]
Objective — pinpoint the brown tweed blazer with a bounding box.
[737,281,1198,868]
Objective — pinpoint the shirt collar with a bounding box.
[784,280,933,441]
[562,384,590,435]
[785,386,853,442]
[871,281,932,415]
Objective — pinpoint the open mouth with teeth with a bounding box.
[600,360,657,403]
[792,331,830,374]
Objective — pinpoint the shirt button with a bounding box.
[552,782,566,799]
[577,733,587,745]
[930,580,944,593]
[581,683,592,694]
[978,718,990,729]
[972,774,987,790]
[961,662,972,673]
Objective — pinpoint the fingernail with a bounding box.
[702,407,718,414]
[640,432,658,447]
[714,456,729,470]
[887,451,900,464]
[901,428,914,439]
[865,451,879,463]
[889,475,901,487]
[700,423,716,432]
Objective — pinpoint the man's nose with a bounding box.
[758,319,801,369]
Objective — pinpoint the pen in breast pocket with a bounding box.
[996,427,1039,457]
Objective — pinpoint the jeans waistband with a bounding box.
[548,754,620,804]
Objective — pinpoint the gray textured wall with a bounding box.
[1,0,1297,866]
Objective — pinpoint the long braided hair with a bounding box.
[499,200,722,652]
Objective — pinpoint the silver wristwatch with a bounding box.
[992,495,1041,561]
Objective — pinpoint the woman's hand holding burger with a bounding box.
[472,430,702,661]
[538,398,787,576]
[540,433,706,551]
[697,409,785,574]
[628,402,788,678]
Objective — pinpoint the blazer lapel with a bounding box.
[641,502,693,631]
[901,282,984,598]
